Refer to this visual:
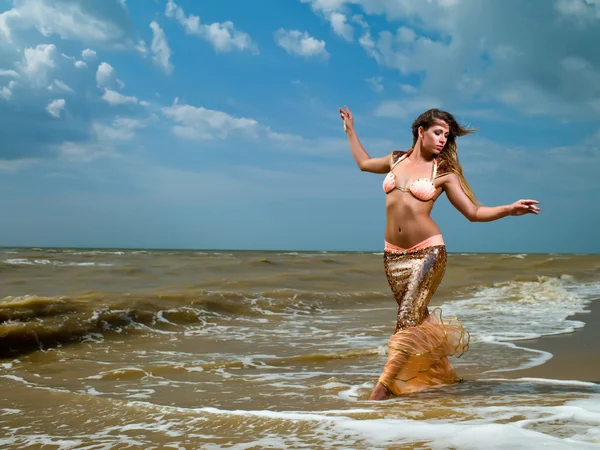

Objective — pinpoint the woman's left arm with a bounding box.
[441,174,540,222]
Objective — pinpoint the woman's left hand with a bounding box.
[509,199,540,216]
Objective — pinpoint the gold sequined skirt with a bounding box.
[378,245,470,396]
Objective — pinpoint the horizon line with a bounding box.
[0,246,597,256]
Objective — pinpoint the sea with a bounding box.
[1,247,600,449]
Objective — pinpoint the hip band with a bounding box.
[385,234,445,253]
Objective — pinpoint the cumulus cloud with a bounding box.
[46,98,65,118]
[300,0,354,40]
[165,0,258,54]
[329,12,353,41]
[161,99,307,147]
[162,100,259,140]
[82,48,97,62]
[101,89,138,106]
[0,0,135,47]
[20,43,56,85]
[61,53,87,69]
[274,29,329,59]
[302,0,600,120]
[149,21,173,75]
[96,62,124,90]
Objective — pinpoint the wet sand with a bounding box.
[507,299,600,383]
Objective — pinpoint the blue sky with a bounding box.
[0,0,599,253]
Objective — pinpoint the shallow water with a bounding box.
[1,248,600,449]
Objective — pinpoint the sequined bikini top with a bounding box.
[383,150,443,202]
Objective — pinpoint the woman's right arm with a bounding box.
[347,129,391,173]
[340,105,390,174]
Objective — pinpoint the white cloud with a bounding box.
[160,100,309,149]
[165,0,258,54]
[300,0,354,40]
[149,21,173,75]
[0,0,131,45]
[373,97,443,119]
[20,43,56,85]
[301,0,600,120]
[0,86,12,100]
[93,117,144,141]
[0,158,38,173]
[400,84,418,94]
[365,76,383,92]
[0,7,20,41]
[101,89,138,106]
[96,62,124,90]
[46,98,65,118]
[57,115,148,163]
[0,69,20,78]
[162,101,259,140]
[1,79,19,99]
[61,53,87,69]
[299,0,347,13]
[329,12,353,41]
[57,141,120,163]
[134,39,148,57]
[82,48,97,62]
[50,79,74,93]
[554,0,600,24]
[274,29,329,59]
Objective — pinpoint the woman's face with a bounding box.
[420,121,450,155]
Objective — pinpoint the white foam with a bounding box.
[5,258,34,265]
[337,381,373,402]
[3,258,113,267]
[482,377,600,389]
[124,401,600,449]
[479,341,553,373]
[443,276,596,343]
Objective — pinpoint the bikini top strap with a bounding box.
[432,158,438,179]
[390,150,409,170]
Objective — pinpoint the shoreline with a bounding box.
[503,299,600,383]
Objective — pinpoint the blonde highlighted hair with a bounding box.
[412,109,479,205]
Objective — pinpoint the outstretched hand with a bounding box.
[510,199,540,216]
[338,105,353,134]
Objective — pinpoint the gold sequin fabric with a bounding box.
[379,245,470,396]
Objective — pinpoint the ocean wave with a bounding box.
[0,289,387,357]
[443,275,595,343]
[2,259,113,267]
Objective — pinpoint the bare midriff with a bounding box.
[384,188,442,248]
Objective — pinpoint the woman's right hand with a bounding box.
[509,199,540,216]
[339,105,354,134]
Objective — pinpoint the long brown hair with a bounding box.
[412,108,479,205]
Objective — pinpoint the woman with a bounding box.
[339,106,540,401]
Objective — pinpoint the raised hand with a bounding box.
[338,105,354,133]
[510,199,540,216]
